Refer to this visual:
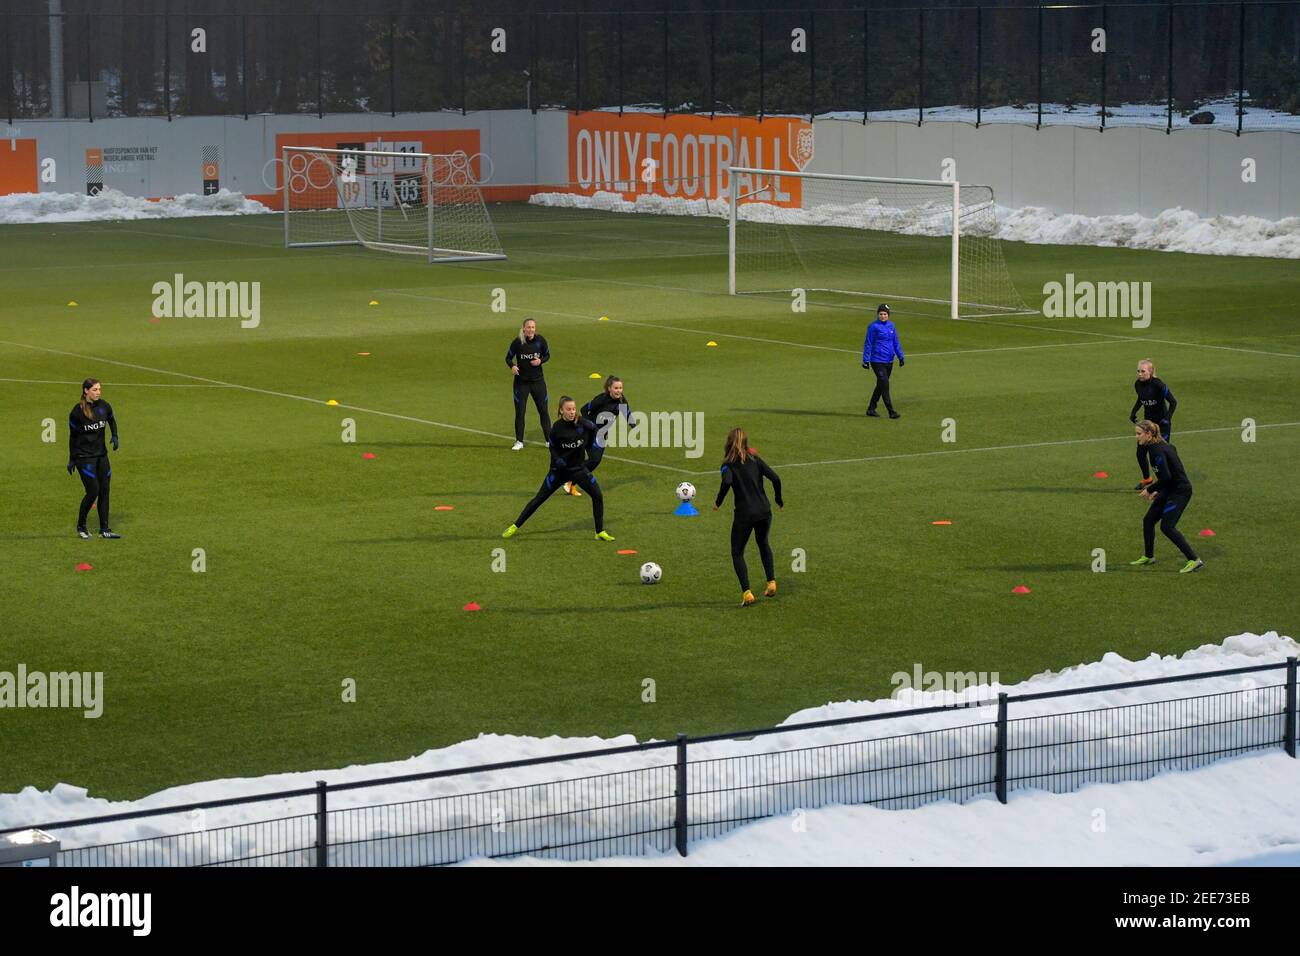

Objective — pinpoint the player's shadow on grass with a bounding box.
[731,407,864,418]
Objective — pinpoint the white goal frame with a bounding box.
[728,167,962,319]
[282,146,506,264]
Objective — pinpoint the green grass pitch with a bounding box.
[2,206,1297,800]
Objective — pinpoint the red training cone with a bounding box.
[362,452,376,460]
[463,602,482,611]
[75,563,94,572]
[1198,529,1216,537]
[1093,471,1109,479]
[617,549,637,555]
[434,505,454,511]
[930,520,952,526]
[1012,585,1031,594]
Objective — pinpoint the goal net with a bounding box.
[727,168,1031,318]
[282,147,505,263]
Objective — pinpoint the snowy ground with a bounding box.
[0,187,267,224]
[1,632,1296,866]
[469,752,1300,866]
[530,188,1300,259]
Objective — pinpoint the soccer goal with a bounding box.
[282,146,505,263]
[727,167,1031,318]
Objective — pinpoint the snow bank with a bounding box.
[0,632,1295,866]
[0,187,270,225]
[530,188,1300,259]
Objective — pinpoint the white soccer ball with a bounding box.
[640,561,662,585]
[675,482,696,501]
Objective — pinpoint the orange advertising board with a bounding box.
[567,112,813,206]
[0,139,39,195]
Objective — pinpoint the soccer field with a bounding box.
[3,206,1298,800]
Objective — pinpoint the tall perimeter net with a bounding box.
[283,147,505,263]
[728,168,1031,318]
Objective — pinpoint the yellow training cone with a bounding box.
[327,399,339,406]
[67,300,78,307]
[706,341,718,347]
[599,315,609,321]
[589,372,601,379]
[368,299,379,306]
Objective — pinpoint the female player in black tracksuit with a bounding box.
[68,377,122,539]
[713,427,783,606]
[1130,359,1177,490]
[506,317,551,450]
[1131,419,1202,573]
[502,396,616,541]
[581,375,637,476]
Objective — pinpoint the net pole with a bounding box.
[950,180,960,320]
[427,158,434,264]
[728,165,738,295]
[282,147,290,248]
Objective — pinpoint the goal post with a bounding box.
[282,146,505,263]
[727,166,1031,319]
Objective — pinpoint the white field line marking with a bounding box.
[686,421,1300,476]
[0,377,234,388]
[374,288,1115,359]
[442,257,1300,361]
[0,340,696,476]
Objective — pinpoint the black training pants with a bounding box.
[730,513,775,592]
[515,467,604,532]
[513,377,551,443]
[1142,491,1197,561]
[868,361,895,412]
[76,455,111,531]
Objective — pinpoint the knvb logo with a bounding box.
[1041,273,1151,328]
[595,408,705,459]
[150,273,261,328]
[890,664,1000,707]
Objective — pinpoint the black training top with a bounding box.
[583,391,634,426]
[548,416,598,472]
[1148,441,1192,496]
[715,454,783,520]
[68,400,117,461]
[507,334,550,382]
[1131,376,1177,424]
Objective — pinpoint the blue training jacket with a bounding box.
[863,319,905,365]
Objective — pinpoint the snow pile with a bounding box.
[0,187,270,225]
[1,631,1295,866]
[529,189,1300,259]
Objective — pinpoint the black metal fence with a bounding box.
[2,3,1298,131]
[3,657,1294,866]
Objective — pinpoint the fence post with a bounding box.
[1099,3,1107,131]
[808,8,815,122]
[84,13,92,123]
[1035,4,1042,130]
[916,8,923,126]
[758,8,764,122]
[389,14,396,117]
[709,8,715,119]
[241,14,248,120]
[315,780,328,867]
[459,13,466,116]
[975,5,981,128]
[574,10,581,114]
[531,12,539,115]
[1165,0,1173,134]
[1236,1,1245,135]
[995,692,1008,803]
[163,1,171,120]
[674,734,688,856]
[662,12,668,118]
[316,13,322,119]
[1286,658,1297,758]
[861,7,867,124]
[617,9,623,116]
[5,8,12,127]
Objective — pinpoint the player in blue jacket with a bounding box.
[862,304,905,418]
